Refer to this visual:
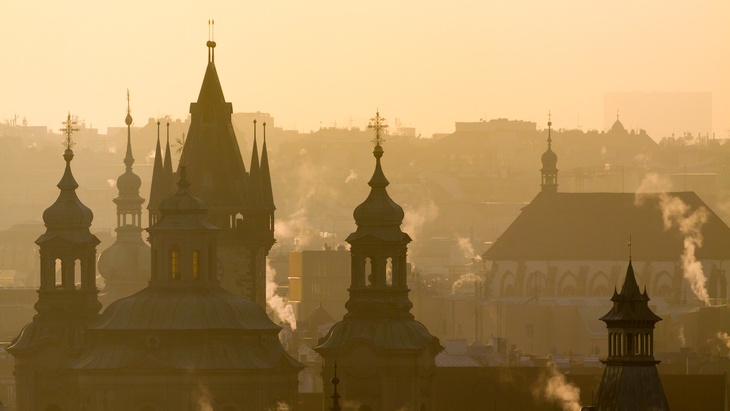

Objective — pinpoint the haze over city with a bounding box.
[1,1,729,138]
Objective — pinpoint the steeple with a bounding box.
[316,111,441,411]
[260,122,276,215]
[163,121,174,186]
[592,258,669,410]
[148,121,165,226]
[98,94,150,305]
[541,112,558,193]
[8,113,102,411]
[248,120,263,208]
[610,109,627,134]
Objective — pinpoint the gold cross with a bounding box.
[368,110,388,146]
[60,112,79,150]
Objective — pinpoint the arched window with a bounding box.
[170,246,180,280]
[192,250,200,280]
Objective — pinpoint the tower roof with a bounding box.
[347,112,410,243]
[116,93,144,201]
[148,122,167,212]
[600,260,662,325]
[260,123,275,210]
[541,119,558,171]
[178,39,248,212]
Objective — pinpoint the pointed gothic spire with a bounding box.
[163,121,174,190]
[540,112,558,193]
[248,119,264,208]
[260,122,275,210]
[148,121,165,223]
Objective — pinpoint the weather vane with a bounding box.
[60,112,79,150]
[368,110,388,146]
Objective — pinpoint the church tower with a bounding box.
[151,27,275,307]
[8,114,102,411]
[541,115,558,193]
[98,92,150,306]
[590,259,670,410]
[316,111,442,411]
[73,167,301,410]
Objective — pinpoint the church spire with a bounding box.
[540,112,558,193]
[163,121,174,189]
[124,89,134,170]
[260,121,275,211]
[148,121,165,226]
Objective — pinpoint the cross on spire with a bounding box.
[60,112,79,150]
[368,110,388,147]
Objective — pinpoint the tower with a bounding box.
[592,259,670,410]
[8,113,102,411]
[150,32,275,307]
[541,115,558,192]
[148,121,174,227]
[98,92,150,306]
[73,167,301,410]
[316,111,442,411]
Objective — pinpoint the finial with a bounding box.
[330,363,341,411]
[368,110,388,148]
[628,235,632,260]
[253,119,257,141]
[125,89,133,126]
[166,122,170,146]
[547,111,552,146]
[206,19,217,63]
[616,109,620,121]
[60,112,79,152]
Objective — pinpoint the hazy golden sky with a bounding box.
[1,1,728,138]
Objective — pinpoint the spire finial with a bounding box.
[368,109,388,148]
[206,19,217,63]
[330,363,341,411]
[628,235,632,260]
[126,89,130,115]
[263,121,267,142]
[617,109,620,121]
[547,110,552,147]
[60,112,79,151]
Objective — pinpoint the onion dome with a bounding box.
[42,149,94,232]
[97,240,151,284]
[541,122,558,171]
[349,144,407,242]
[610,116,626,134]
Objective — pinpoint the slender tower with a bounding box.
[98,92,150,306]
[591,258,670,410]
[8,113,102,411]
[316,111,442,411]
[541,114,558,193]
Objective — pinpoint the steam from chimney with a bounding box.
[402,201,438,240]
[717,332,730,350]
[678,325,686,347]
[451,272,482,295]
[345,169,358,183]
[457,236,482,261]
[532,365,582,411]
[266,260,297,330]
[636,173,710,305]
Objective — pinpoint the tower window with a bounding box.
[170,246,180,280]
[192,250,200,280]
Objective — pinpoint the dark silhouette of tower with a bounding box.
[316,111,442,411]
[147,120,173,227]
[149,35,275,306]
[98,93,150,306]
[541,115,558,193]
[590,259,670,410]
[8,114,102,411]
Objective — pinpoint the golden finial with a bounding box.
[368,110,388,147]
[60,112,79,150]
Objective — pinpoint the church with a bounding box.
[8,37,301,411]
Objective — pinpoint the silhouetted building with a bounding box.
[72,168,302,410]
[8,120,103,411]
[586,259,670,410]
[149,39,275,307]
[540,118,558,193]
[98,99,150,306]
[147,120,173,227]
[316,112,442,411]
[288,247,350,323]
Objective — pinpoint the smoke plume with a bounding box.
[636,173,710,305]
[266,260,297,330]
[457,236,482,261]
[678,325,686,347]
[451,272,482,295]
[532,366,582,411]
[345,169,358,183]
[717,332,730,349]
[402,201,439,240]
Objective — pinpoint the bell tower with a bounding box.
[316,111,442,411]
[8,113,102,411]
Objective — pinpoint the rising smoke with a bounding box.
[402,200,439,240]
[532,365,582,411]
[266,260,297,330]
[345,169,358,183]
[636,173,710,305]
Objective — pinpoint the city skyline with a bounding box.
[1,1,728,138]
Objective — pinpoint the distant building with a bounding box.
[288,247,350,323]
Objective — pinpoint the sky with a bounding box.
[1,1,728,138]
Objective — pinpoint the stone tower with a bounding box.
[541,116,558,193]
[591,259,670,410]
[316,111,442,411]
[149,35,275,307]
[98,94,150,306]
[73,167,301,410]
[7,114,102,411]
